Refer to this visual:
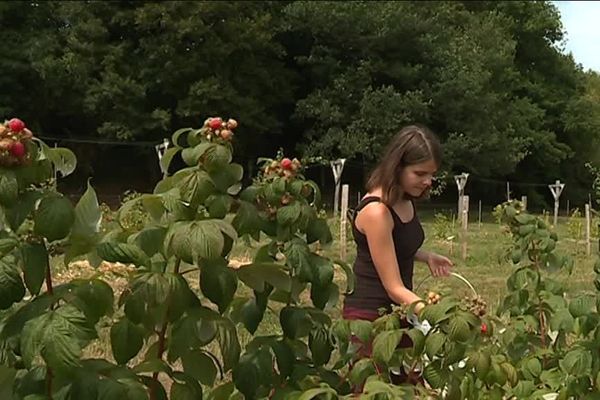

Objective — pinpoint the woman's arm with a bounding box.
[357,203,424,313]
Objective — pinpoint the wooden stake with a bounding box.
[548,180,565,226]
[461,195,469,261]
[521,196,527,211]
[586,203,591,256]
[340,184,349,261]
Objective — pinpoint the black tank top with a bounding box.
[343,196,425,313]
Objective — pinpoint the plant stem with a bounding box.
[149,258,181,400]
[46,367,53,399]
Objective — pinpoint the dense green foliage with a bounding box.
[1,1,599,203]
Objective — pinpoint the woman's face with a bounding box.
[400,159,438,198]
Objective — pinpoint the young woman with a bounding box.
[342,124,453,384]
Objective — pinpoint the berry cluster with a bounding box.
[0,118,33,167]
[200,117,237,142]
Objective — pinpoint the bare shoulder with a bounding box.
[356,201,394,233]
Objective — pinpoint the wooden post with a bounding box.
[340,184,349,261]
[478,200,482,229]
[521,196,527,211]
[331,159,346,216]
[155,138,170,179]
[586,203,591,256]
[548,180,565,227]
[454,173,469,218]
[461,195,469,260]
[566,199,570,217]
[506,182,511,201]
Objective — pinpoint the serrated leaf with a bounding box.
[569,295,596,318]
[46,147,77,178]
[280,306,312,339]
[181,142,212,166]
[306,217,332,245]
[200,258,238,313]
[235,262,291,292]
[4,190,42,232]
[423,360,445,389]
[70,279,114,324]
[0,257,25,309]
[203,144,232,170]
[425,332,446,359]
[372,329,403,364]
[182,350,217,386]
[0,169,18,207]
[33,194,75,241]
[72,182,102,237]
[131,227,167,257]
[21,242,47,296]
[209,163,243,192]
[559,348,592,375]
[96,242,150,267]
[277,202,302,227]
[110,318,144,365]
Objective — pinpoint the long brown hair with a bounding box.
[365,124,441,205]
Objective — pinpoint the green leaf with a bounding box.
[425,332,445,359]
[559,348,592,376]
[0,235,18,257]
[21,242,47,296]
[372,329,403,364]
[110,318,144,365]
[277,201,302,226]
[423,360,445,389]
[4,190,43,232]
[447,314,472,343]
[0,257,25,309]
[45,147,77,178]
[170,381,202,400]
[309,327,333,366]
[181,142,213,166]
[131,227,167,257]
[236,262,291,292]
[177,169,215,208]
[168,311,217,362]
[72,182,102,238]
[70,279,114,324]
[206,194,233,219]
[310,281,338,310]
[306,217,332,245]
[569,295,596,318]
[280,306,312,339]
[309,254,334,287]
[232,349,273,399]
[550,308,575,332]
[97,242,150,267]
[349,320,373,344]
[348,358,376,386]
[231,201,262,240]
[285,239,313,282]
[296,386,337,400]
[230,294,268,335]
[22,306,93,373]
[182,349,217,386]
[0,169,18,207]
[209,163,243,192]
[200,258,238,313]
[203,144,233,170]
[165,220,228,263]
[215,317,240,372]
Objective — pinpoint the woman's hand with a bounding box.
[427,252,453,277]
